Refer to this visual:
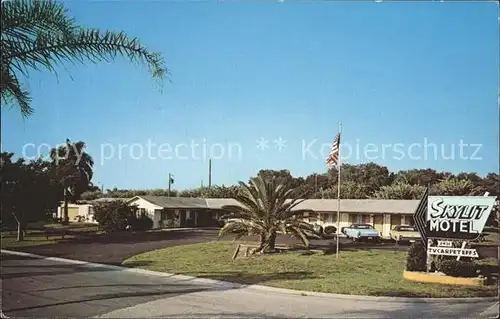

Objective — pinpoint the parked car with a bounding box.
[342,224,380,242]
[389,225,421,244]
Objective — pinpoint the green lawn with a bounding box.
[1,232,74,249]
[39,222,99,233]
[123,241,498,298]
[1,222,98,249]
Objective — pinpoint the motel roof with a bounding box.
[129,196,420,215]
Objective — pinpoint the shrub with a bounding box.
[94,201,136,232]
[129,214,153,230]
[406,241,427,271]
[324,225,337,235]
[438,260,479,278]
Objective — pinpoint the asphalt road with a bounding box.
[1,253,498,318]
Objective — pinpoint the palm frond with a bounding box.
[6,29,167,80]
[1,0,76,38]
[286,226,310,248]
[0,70,33,116]
[238,180,267,214]
[1,0,168,117]
[218,220,262,238]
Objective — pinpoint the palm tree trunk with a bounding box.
[12,212,24,242]
[17,222,24,241]
[259,233,266,248]
[257,231,277,254]
[63,187,69,223]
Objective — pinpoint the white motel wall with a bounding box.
[58,197,421,238]
[56,203,97,223]
[290,199,419,237]
[127,197,420,238]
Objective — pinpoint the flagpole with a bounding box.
[336,121,342,259]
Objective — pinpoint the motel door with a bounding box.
[373,215,384,234]
[179,210,187,227]
[391,215,402,228]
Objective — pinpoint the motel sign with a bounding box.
[425,196,496,240]
[414,192,497,265]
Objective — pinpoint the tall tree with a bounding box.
[253,169,306,189]
[392,169,450,186]
[481,173,500,196]
[317,181,370,199]
[329,163,393,193]
[178,185,240,198]
[1,152,59,240]
[304,173,331,195]
[372,182,426,200]
[50,139,94,222]
[1,0,167,117]
[218,175,316,254]
[430,177,481,196]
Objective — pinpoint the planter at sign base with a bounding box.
[403,270,487,286]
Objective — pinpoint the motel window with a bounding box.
[331,214,337,223]
[350,214,358,224]
[408,216,415,226]
[362,215,370,224]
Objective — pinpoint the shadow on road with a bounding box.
[333,301,493,319]
[0,253,158,279]
[1,253,236,317]
[5,286,209,313]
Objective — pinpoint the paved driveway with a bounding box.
[12,228,497,265]
[1,253,497,318]
[12,228,220,265]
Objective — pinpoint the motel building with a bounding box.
[125,196,420,238]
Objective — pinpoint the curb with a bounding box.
[1,249,498,304]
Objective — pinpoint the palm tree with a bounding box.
[50,139,94,222]
[218,175,317,254]
[1,0,167,117]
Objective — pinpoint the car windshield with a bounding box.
[399,226,416,231]
[353,224,372,229]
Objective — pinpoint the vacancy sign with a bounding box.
[426,196,497,240]
[427,246,479,258]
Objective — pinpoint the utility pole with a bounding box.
[101,184,104,194]
[315,174,318,193]
[201,179,204,188]
[208,158,212,189]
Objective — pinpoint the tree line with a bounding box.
[83,164,499,200]
[1,140,93,239]
[2,146,498,241]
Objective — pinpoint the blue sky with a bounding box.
[2,1,499,190]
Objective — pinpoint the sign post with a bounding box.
[414,191,497,270]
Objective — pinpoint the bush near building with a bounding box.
[93,201,153,232]
[406,241,427,271]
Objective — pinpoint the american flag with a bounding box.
[326,132,341,167]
